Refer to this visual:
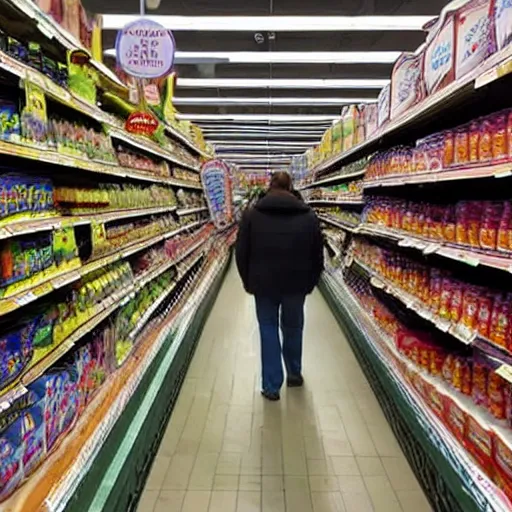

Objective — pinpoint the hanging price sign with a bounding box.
[115,18,175,79]
[201,160,234,230]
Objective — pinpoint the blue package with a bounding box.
[0,434,23,501]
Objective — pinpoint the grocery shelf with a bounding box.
[363,161,512,189]
[308,44,512,173]
[0,139,203,189]
[353,258,512,375]
[0,236,210,406]
[358,224,512,273]
[109,129,201,173]
[318,215,360,233]
[163,124,213,160]
[308,198,365,206]
[0,205,178,242]
[7,251,231,512]
[321,271,512,512]
[0,220,209,318]
[299,168,366,190]
[6,0,126,90]
[176,206,209,216]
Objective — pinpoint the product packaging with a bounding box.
[377,84,391,128]
[390,51,426,119]
[424,9,456,95]
[455,0,494,80]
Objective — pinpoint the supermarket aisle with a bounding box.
[137,263,431,512]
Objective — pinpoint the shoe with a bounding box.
[287,375,304,387]
[261,390,280,401]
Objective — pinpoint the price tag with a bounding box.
[494,169,512,179]
[0,228,10,239]
[398,238,413,247]
[417,308,433,321]
[435,318,452,333]
[423,243,441,255]
[461,254,480,267]
[15,291,37,307]
[496,364,512,384]
[449,324,475,345]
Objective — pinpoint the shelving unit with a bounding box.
[290,4,512,509]
[0,1,234,509]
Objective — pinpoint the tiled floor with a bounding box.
[138,263,432,512]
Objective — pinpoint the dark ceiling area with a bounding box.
[83,0,450,168]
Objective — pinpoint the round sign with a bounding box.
[116,18,175,79]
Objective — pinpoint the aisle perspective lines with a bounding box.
[137,263,432,512]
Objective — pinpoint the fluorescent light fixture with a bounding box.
[104,49,400,64]
[173,97,377,106]
[101,15,434,32]
[212,141,315,147]
[177,114,340,122]
[176,78,388,89]
[225,154,293,160]
[203,132,323,139]
[200,125,328,132]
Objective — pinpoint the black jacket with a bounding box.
[236,191,324,297]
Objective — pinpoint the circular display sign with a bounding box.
[116,18,175,79]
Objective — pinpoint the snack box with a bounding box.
[455,0,495,80]
[377,84,391,128]
[390,50,426,120]
[492,425,512,503]
[442,392,468,443]
[492,0,512,51]
[424,6,457,95]
[464,410,495,475]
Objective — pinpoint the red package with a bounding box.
[479,117,493,162]
[465,415,494,473]
[488,372,507,420]
[443,394,467,443]
[469,121,480,163]
[477,293,494,339]
[442,354,456,384]
[489,293,511,347]
[424,380,445,419]
[430,349,446,376]
[442,204,457,243]
[480,201,505,250]
[429,269,443,314]
[439,278,454,320]
[508,110,512,161]
[493,428,512,503]
[492,112,509,162]
[443,130,455,168]
[449,281,464,323]
[456,201,470,246]
[452,356,472,395]
[497,202,512,253]
[472,362,489,407]
[467,201,484,248]
[460,286,480,332]
[454,126,470,166]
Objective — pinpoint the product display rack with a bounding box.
[0,1,235,509]
[290,1,512,509]
[320,270,509,512]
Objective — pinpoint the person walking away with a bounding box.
[235,172,324,401]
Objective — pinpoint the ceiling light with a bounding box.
[101,15,434,32]
[176,78,388,89]
[173,97,377,106]
[203,132,323,139]
[225,154,293,159]
[211,141,315,147]
[104,49,400,64]
[177,114,340,121]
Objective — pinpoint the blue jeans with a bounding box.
[255,294,306,394]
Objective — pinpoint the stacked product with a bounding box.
[344,268,512,501]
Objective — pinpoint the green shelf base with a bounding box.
[319,276,484,512]
[64,253,231,512]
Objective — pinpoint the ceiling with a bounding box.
[84,0,450,170]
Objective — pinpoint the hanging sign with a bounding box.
[115,18,175,79]
[201,160,234,230]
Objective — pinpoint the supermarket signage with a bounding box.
[116,18,175,79]
[125,111,159,137]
